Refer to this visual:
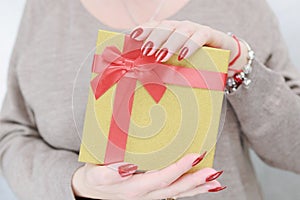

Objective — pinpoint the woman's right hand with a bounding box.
[71,153,225,200]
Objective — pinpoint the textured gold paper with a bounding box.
[79,30,229,172]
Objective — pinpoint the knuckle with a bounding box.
[201,31,210,40]
[203,26,213,38]
[152,174,173,188]
[186,29,195,36]
[182,20,192,25]
[191,174,204,186]
[202,25,212,31]
[173,160,187,174]
[174,28,193,38]
[160,20,176,29]
[193,30,209,44]
[176,23,195,35]
[143,26,154,32]
[160,20,169,25]
[158,179,172,188]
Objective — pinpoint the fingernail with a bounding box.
[192,151,207,167]
[118,164,138,177]
[208,186,227,192]
[130,28,143,39]
[178,47,189,61]
[141,41,154,56]
[205,171,224,182]
[156,48,169,62]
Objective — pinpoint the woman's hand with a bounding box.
[130,20,248,76]
[72,153,225,200]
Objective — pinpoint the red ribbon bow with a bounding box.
[91,44,167,103]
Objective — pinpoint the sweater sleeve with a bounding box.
[226,9,300,173]
[0,1,83,199]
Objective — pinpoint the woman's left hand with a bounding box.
[130,20,248,76]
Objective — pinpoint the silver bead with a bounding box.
[243,64,252,74]
[243,78,252,88]
[227,32,233,36]
[240,72,246,79]
[248,50,255,60]
[248,59,253,66]
[227,78,235,87]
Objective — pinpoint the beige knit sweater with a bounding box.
[1,0,300,199]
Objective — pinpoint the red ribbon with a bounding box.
[90,35,227,164]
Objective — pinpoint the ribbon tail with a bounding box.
[91,67,126,99]
[90,74,103,99]
[104,77,137,164]
[137,70,167,103]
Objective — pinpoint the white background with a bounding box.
[0,0,300,199]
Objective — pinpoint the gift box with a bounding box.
[78,29,229,172]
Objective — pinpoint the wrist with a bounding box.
[225,34,255,94]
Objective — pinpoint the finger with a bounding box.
[157,23,196,62]
[146,167,218,199]
[86,162,137,185]
[130,21,160,41]
[174,181,225,198]
[177,26,229,61]
[127,152,207,193]
[141,20,178,57]
[177,28,211,61]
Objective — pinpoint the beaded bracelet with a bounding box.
[225,33,255,94]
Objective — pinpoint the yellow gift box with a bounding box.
[79,30,229,172]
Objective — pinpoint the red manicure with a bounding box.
[156,48,169,62]
[178,47,189,61]
[130,28,143,39]
[118,164,138,177]
[205,171,224,182]
[141,41,154,56]
[208,186,227,192]
[192,151,207,167]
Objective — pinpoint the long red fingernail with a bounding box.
[156,48,169,62]
[208,186,227,192]
[141,41,154,56]
[192,151,207,167]
[206,171,224,182]
[178,47,189,61]
[118,164,138,177]
[130,28,143,39]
